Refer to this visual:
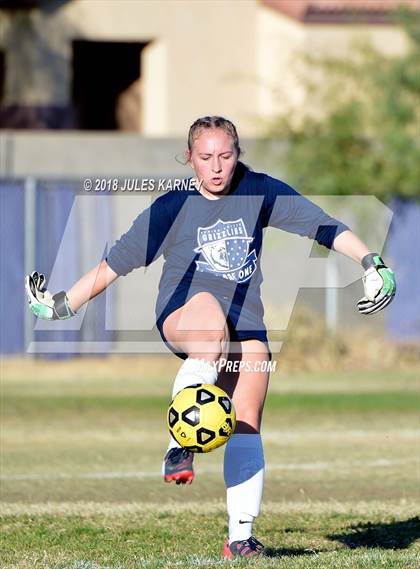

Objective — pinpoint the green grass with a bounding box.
[1,507,419,568]
[3,390,418,415]
[1,362,419,568]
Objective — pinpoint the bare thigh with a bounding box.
[162,292,230,361]
[217,339,270,434]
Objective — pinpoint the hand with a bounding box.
[357,254,396,315]
[25,271,75,320]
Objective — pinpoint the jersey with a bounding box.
[106,162,349,349]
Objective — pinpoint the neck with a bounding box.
[195,179,231,200]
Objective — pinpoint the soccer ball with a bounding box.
[167,384,236,453]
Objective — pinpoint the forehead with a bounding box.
[192,128,235,152]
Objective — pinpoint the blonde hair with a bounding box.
[187,116,242,156]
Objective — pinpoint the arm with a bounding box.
[67,260,118,313]
[332,230,396,315]
[25,192,179,320]
[262,175,396,315]
[332,229,370,263]
[25,260,118,320]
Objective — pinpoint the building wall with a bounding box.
[257,4,410,122]
[257,7,305,124]
[66,0,260,135]
[0,0,413,136]
[0,0,259,136]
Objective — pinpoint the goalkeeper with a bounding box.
[26,116,396,560]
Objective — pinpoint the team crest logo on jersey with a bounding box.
[194,219,257,283]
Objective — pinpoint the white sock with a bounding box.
[224,433,265,543]
[167,357,218,451]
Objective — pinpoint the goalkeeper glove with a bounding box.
[357,253,396,315]
[25,271,75,320]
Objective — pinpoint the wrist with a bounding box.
[52,291,76,319]
[361,253,386,271]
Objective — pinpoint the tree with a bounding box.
[262,9,420,202]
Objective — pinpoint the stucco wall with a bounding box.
[257,4,410,122]
[0,0,259,135]
[0,0,412,136]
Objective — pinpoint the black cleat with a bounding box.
[223,536,265,559]
[163,447,194,484]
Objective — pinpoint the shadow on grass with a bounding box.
[264,547,323,558]
[329,517,420,549]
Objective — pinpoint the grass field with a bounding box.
[1,358,419,568]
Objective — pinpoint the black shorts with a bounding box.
[156,285,270,360]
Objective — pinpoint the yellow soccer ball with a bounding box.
[167,384,236,453]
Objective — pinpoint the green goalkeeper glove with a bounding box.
[357,254,396,316]
[25,271,75,320]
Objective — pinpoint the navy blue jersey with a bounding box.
[107,162,349,331]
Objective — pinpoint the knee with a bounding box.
[204,327,229,349]
[187,326,230,362]
[234,408,263,433]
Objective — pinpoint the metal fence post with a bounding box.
[326,253,338,333]
[24,176,36,357]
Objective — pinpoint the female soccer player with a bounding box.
[25,116,396,559]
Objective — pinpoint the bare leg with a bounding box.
[162,292,230,484]
[218,340,270,546]
[217,339,270,433]
[163,292,230,362]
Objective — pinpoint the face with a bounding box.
[188,128,238,199]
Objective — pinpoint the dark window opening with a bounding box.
[0,1,40,8]
[72,40,148,131]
